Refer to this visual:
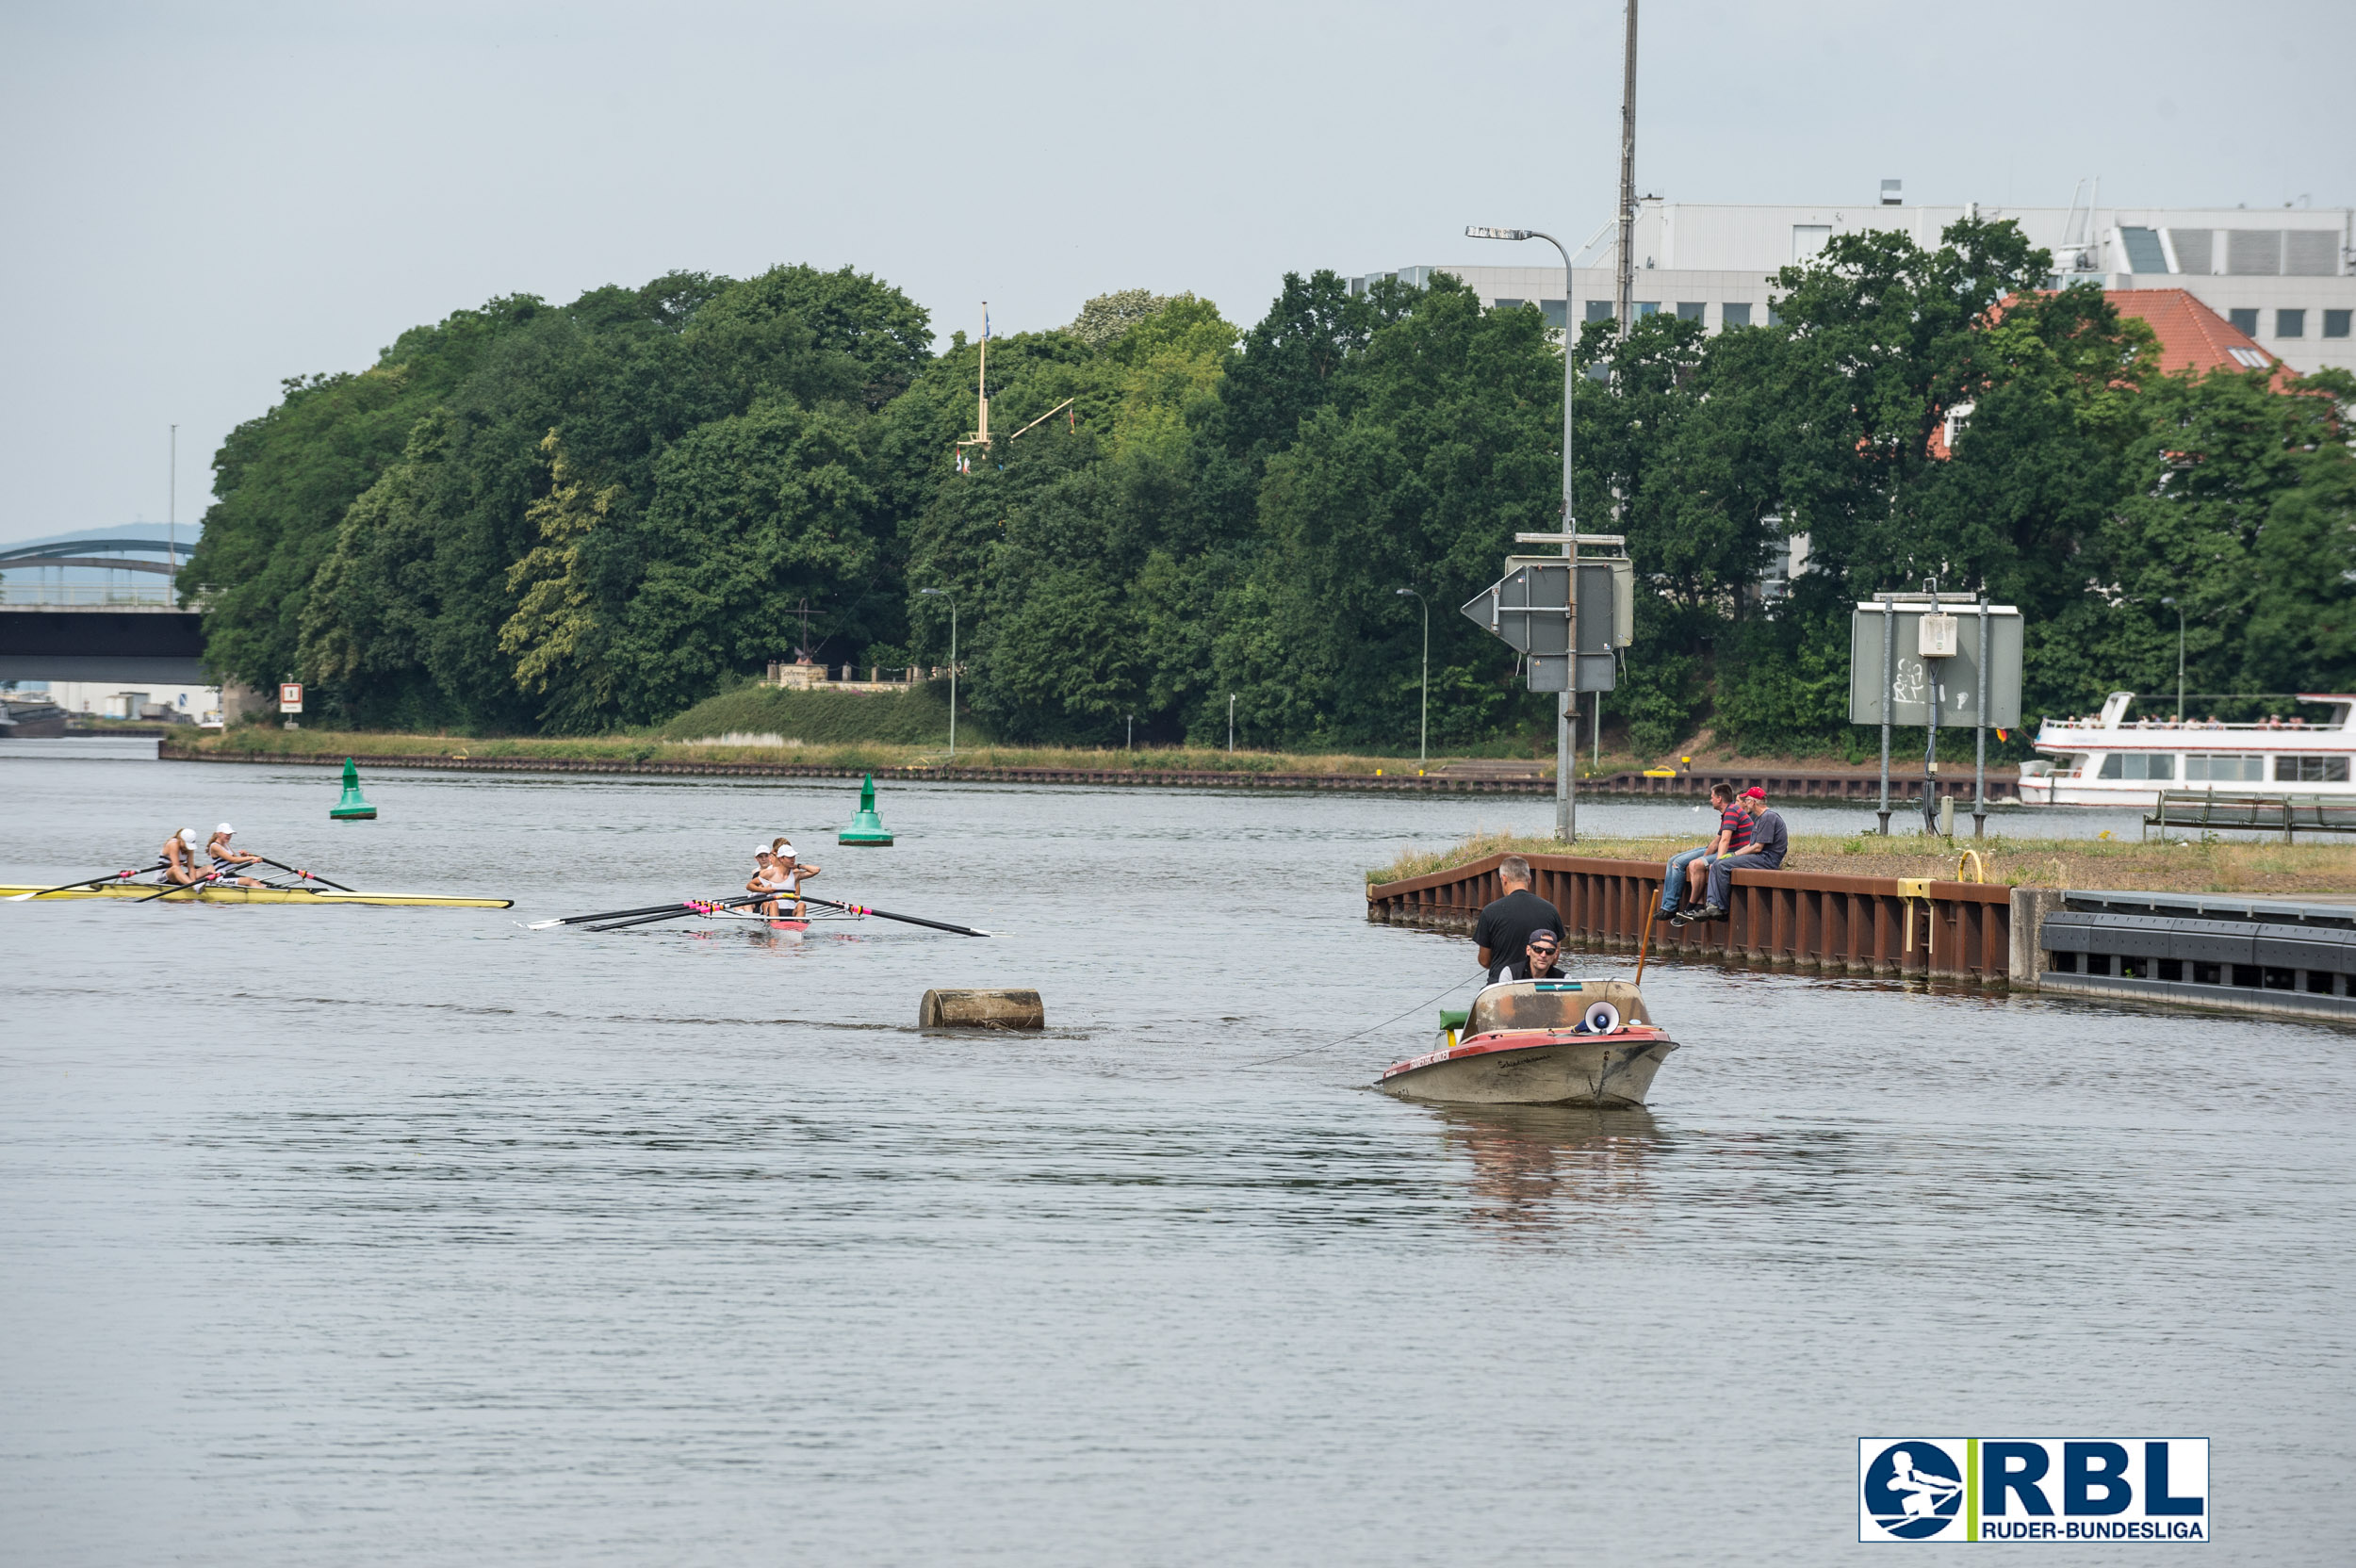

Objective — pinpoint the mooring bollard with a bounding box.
[919,988,1044,1030]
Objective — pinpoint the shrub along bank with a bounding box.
[654,681,981,745]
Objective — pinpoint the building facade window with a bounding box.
[1723,302,1753,328]
[1676,302,1705,321]
[2327,310,2352,339]
[2278,309,2306,338]
[2119,227,2169,272]
[1539,300,1565,330]
[2230,307,2261,335]
[1635,302,1661,318]
[1585,301,1613,324]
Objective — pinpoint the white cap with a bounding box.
[774,840,795,857]
[215,823,234,835]
[752,840,775,856]
[178,827,199,844]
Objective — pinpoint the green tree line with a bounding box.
[186,223,2356,752]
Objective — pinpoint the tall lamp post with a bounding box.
[920,587,958,760]
[1395,587,1429,764]
[1467,223,1579,841]
[2160,596,2185,722]
[1227,694,1236,754]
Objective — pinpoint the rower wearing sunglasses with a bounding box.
[1487,928,1569,985]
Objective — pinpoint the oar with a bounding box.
[587,894,773,933]
[8,861,166,902]
[251,856,354,893]
[792,890,991,938]
[530,898,731,931]
[134,867,221,904]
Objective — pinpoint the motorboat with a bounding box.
[1377,977,1677,1108]
[2021,691,2356,807]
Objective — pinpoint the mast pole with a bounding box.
[1615,0,1638,344]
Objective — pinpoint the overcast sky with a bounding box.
[4,0,2348,544]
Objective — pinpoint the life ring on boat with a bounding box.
[1581,1001,1622,1034]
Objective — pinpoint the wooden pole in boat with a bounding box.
[1634,899,1657,985]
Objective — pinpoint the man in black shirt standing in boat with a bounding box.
[1474,856,1566,974]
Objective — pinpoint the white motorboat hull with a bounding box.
[1378,1030,1678,1108]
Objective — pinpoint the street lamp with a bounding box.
[920,587,958,760]
[1468,222,1579,841]
[2160,596,2185,722]
[1395,587,1429,764]
[1228,693,1236,754]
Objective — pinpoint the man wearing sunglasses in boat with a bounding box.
[1487,928,1567,985]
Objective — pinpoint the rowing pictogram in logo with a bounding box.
[1862,1441,1965,1540]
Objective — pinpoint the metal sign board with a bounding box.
[1847,604,2022,727]
[278,681,304,714]
[1464,556,1629,694]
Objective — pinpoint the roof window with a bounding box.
[2229,347,2270,368]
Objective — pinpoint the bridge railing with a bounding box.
[0,585,178,606]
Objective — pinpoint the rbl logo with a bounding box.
[1857,1438,2209,1543]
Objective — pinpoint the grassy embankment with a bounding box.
[1370,829,2356,896]
[182,685,1459,776]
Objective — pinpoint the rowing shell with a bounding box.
[1,883,513,909]
[698,906,810,931]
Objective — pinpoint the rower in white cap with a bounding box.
[206,824,265,888]
[742,836,821,918]
[743,841,790,918]
[158,826,204,886]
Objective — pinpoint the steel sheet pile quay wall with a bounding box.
[1368,852,2018,986]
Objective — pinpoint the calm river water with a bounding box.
[1,760,2346,1564]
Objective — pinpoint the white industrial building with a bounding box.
[1359,189,2356,376]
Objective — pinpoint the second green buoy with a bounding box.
[838,774,893,846]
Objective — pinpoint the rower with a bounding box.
[744,841,786,916]
[206,823,265,888]
[159,827,204,886]
[768,837,821,918]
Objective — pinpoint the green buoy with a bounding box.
[838,773,892,845]
[331,757,377,821]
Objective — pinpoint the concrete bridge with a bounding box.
[0,604,208,684]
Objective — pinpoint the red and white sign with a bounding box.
[278,682,304,713]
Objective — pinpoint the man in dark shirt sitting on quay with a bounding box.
[1677,788,1788,923]
[1475,856,1566,974]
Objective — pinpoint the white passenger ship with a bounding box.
[2020,692,2356,807]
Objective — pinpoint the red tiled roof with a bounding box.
[1930,288,2297,459]
[2103,288,2286,383]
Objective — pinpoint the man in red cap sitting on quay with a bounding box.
[1675,787,1787,924]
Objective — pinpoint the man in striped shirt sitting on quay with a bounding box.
[1677,788,1789,925]
[1656,783,1742,924]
